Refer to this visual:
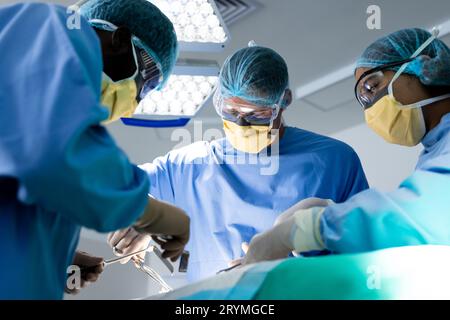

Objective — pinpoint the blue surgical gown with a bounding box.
[141,126,369,281]
[321,113,450,252]
[0,3,149,299]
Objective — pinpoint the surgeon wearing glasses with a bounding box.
[239,28,450,265]
[109,44,369,282]
[95,18,167,124]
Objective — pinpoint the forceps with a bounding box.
[113,245,173,293]
[81,247,150,273]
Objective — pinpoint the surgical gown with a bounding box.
[141,127,369,281]
[321,113,450,252]
[0,3,149,299]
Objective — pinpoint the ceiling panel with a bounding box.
[301,77,355,112]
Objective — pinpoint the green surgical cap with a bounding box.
[79,0,178,88]
[356,28,450,86]
[219,46,289,108]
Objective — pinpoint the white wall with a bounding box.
[331,123,422,192]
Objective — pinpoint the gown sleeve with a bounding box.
[320,169,450,252]
[0,4,149,232]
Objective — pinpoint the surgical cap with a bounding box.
[79,0,178,88]
[219,46,289,108]
[356,28,450,86]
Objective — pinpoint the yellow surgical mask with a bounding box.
[223,120,278,154]
[101,74,138,124]
[365,89,450,146]
[364,95,427,147]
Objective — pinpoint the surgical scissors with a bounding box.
[83,245,174,292]
[80,247,149,273]
[134,258,172,293]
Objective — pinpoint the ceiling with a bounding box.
[3,0,450,134]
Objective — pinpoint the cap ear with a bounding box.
[415,54,444,86]
[281,89,293,108]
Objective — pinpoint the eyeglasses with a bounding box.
[220,101,280,126]
[213,89,282,126]
[354,58,413,109]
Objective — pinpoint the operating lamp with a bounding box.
[148,0,230,52]
[121,59,220,127]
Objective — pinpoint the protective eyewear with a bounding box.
[213,90,282,126]
[134,45,164,100]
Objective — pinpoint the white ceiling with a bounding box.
[3,0,450,134]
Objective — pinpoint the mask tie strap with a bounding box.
[412,93,450,109]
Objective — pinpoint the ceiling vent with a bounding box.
[215,0,260,26]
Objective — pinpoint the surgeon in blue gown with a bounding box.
[109,45,370,282]
[0,0,190,299]
[240,28,450,265]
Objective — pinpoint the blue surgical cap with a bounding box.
[219,46,289,107]
[79,0,178,88]
[356,28,450,86]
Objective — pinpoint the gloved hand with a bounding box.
[274,197,332,225]
[111,197,190,262]
[241,217,295,265]
[226,243,249,270]
[107,227,151,266]
[65,251,104,295]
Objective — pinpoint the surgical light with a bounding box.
[149,0,230,52]
[137,75,217,117]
